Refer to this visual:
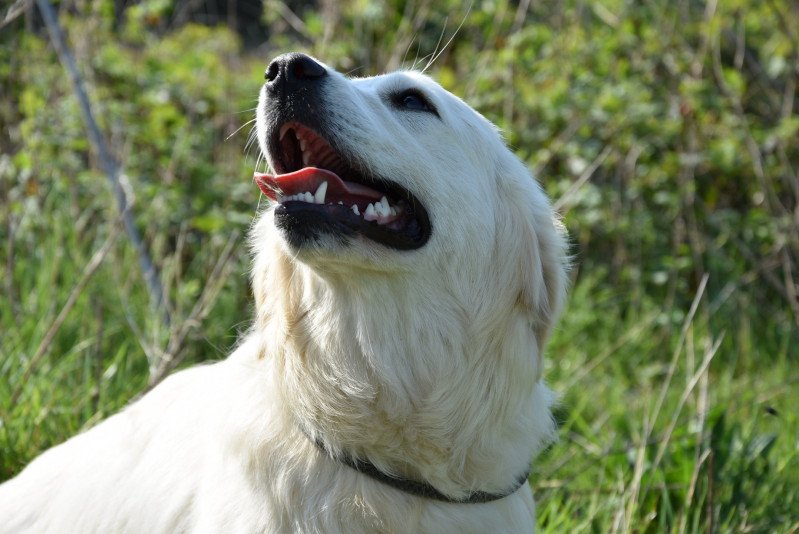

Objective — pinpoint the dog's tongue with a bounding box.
[254,168,382,205]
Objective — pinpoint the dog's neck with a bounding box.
[252,247,555,498]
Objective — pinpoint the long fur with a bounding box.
[0,59,568,533]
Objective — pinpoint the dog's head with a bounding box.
[252,54,565,349]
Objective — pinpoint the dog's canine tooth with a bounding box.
[364,203,377,221]
[314,181,328,204]
[352,204,360,215]
[380,197,390,213]
[279,124,290,141]
[299,139,307,152]
[302,151,311,167]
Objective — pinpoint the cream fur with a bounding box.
[0,58,568,533]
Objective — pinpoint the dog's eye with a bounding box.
[393,90,437,115]
[400,93,429,111]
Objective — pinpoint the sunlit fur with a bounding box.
[0,58,567,533]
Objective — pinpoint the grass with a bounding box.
[535,271,799,532]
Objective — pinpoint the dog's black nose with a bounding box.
[264,53,327,89]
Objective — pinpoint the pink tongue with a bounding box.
[254,168,383,205]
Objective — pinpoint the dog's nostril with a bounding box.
[265,61,279,82]
[265,53,327,87]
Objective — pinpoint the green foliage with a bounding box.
[540,272,798,532]
[1,0,797,531]
[1,7,258,477]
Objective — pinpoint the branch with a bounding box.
[1,0,30,29]
[35,0,170,326]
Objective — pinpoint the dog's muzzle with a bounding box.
[254,53,432,251]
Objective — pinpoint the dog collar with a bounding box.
[310,436,531,504]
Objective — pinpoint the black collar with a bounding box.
[310,436,531,504]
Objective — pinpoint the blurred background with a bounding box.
[1,0,797,531]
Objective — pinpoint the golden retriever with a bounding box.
[0,53,567,533]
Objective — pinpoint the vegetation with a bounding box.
[1,0,797,531]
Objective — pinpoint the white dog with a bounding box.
[0,54,567,533]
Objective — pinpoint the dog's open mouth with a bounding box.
[254,122,431,250]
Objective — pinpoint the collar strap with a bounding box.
[311,437,531,504]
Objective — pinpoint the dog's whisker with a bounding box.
[423,20,449,74]
[227,118,258,142]
[423,6,471,74]
[400,32,418,68]
[243,128,259,157]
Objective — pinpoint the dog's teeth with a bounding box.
[300,139,307,152]
[338,201,343,205]
[364,203,377,221]
[352,204,360,215]
[276,194,285,203]
[304,192,314,203]
[279,124,290,141]
[314,181,327,204]
[389,207,397,216]
[378,197,393,217]
[302,152,311,167]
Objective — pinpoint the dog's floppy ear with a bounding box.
[496,158,568,370]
